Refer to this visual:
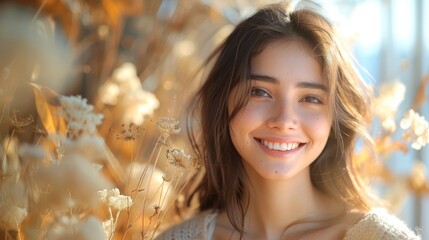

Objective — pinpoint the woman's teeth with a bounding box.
[262,140,299,151]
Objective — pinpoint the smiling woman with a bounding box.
[228,40,331,181]
[155,1,420,240]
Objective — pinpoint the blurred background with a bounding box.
[0,0,427,239]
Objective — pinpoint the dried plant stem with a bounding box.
[141,145,163,237]
[35,134,42,146]
[143,182,164,213]
[0,100,9,127]
[31,0,48,23]
[155,170,197,227]
[133,135,162,196]
[1,129,15,173]
[134,124,147,162]
[122,141,136,240]
[159,181,165,207]
[126,141,134,194]
[17,221,22,240]
[39,210,52,239]
[107,207,121,240]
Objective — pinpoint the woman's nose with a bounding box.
[266,101,298,130]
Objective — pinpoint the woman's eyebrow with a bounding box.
[296,82,328,92]
[250,73,278,83]
[250,73,327,92]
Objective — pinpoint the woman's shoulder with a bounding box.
[154,210,218,240]
[343,208,421,240]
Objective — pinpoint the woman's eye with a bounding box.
[250,88,271,97]
[301,96,322,104]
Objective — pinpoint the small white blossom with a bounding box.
[97,189,108,203]
[119,90,160,125]
[111,62,142,93]
[381,118,397,133]
[375,81,406,131]
[60,95,103,137]
[156,117,181,139]
[166,148,193,169]
[98,63,159,124]
[400,109,429,150]
[98,82,120,105]
[108,194,133,211]
[97,188,132,211]
[102,219,114,239]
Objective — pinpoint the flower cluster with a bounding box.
[166,148,193,169]
[374,81,406,133]
[156,117,181,140]
[98,188,133,211]
[98,63,160,125]
[400,109,429,150]
[60,95,103,137]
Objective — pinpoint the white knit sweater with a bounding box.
[155,208,420,239]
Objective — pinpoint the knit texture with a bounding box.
[155,211,217,240]
[343,208,420,240]
[155,208,420,240]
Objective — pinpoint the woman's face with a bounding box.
[228,39,332,181]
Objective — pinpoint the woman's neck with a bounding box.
[239,167,343,240]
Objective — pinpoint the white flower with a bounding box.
[112,62,142,92]
[381,119,396,133]
[60,95,103,137]
[99,63,160,124]
[400,109,429,150]
[108,194,133,211]
[97,189,108,203]
[375,81,406,122]
[98,82,120,105]
[166,148,193,169]
[102,219,114,238]
[156,117,181,139]
[97,188,132,211]
[119,90,159,125]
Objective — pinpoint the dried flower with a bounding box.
[98,188,133,211]
[98,63,160,125]
[108,194,133,211]
[9,111,34,132]
[119,90,159,125]
[98,81,120,105]
[112,63,141,90]
[102,218,114,239]
[59,95,103,137]
[374,81,406,132]
[400,109,429,150]
[33,124,48,137]
[166,149,192,169]
[409,161,427,194]
[156,117,181,139]
[116,123,143,141]
[381,118,397,133]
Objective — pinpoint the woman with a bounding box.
[156,2,420,239]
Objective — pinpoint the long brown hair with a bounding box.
[187,2,376,236]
